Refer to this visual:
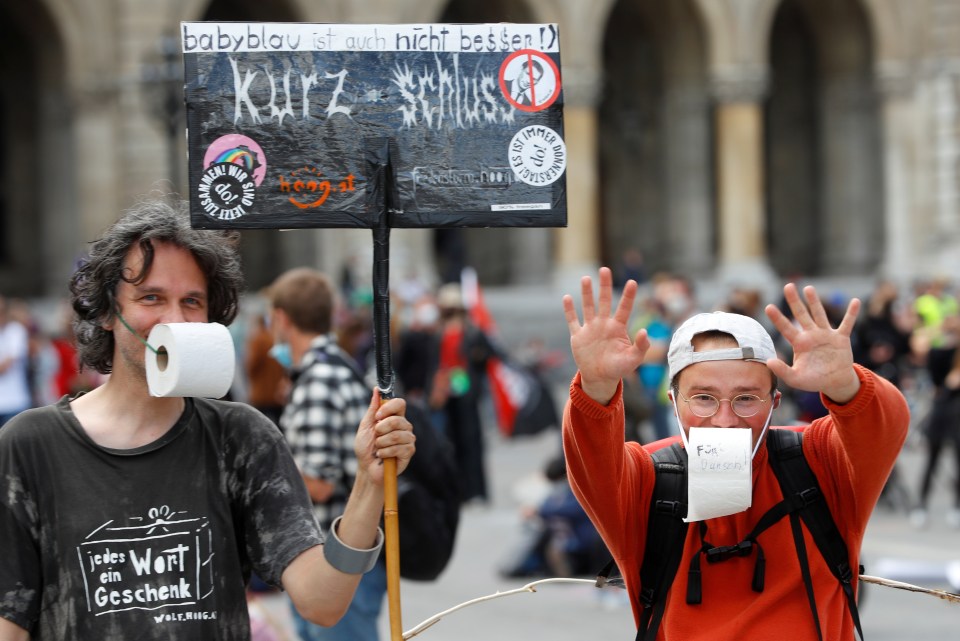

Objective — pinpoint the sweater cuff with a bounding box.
[820,364,874,416]
[569,371,625,420]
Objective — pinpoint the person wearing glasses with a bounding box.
[561,267,908,641]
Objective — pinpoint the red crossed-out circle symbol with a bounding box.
[499,49,561,113]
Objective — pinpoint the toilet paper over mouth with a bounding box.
[145,323,235,398]
[683,427,753,522]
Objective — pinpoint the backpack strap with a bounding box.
[635,443,689,641]
[766,429,864,641]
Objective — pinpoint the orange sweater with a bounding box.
[563,365,909,641]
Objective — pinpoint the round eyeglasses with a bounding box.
[675,389,771,418]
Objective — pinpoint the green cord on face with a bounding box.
[115,311,159,355]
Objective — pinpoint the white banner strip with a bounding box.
[181,22,560,54]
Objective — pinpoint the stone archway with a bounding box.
[766,0,883,276]
[599,0,712,279]
[0,1,71,296]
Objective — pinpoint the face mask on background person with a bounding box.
[269,342,294,370]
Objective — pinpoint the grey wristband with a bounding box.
[323,515,384,574]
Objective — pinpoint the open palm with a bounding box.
[765,283,861,403]
[562,267,650,404]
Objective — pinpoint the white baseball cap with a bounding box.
[667,311,777,383]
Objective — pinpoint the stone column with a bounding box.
[664,82,713,276]
[712,68,777,288]
[818,72,885,275]
[875,61,920,280]
[73,81,122,256]
[552,65,602,287]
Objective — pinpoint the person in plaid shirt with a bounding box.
[269,267,384,641]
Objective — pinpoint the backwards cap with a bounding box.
[667,311,776,383]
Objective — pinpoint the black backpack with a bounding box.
[326,350,461,581]
[597,429,863,641]
[395,400,461,580]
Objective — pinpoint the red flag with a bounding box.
[459,268,524,436]
[461,267,496,334]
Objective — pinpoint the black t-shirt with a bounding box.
[0,396,322,640]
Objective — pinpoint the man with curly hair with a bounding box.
[0,195,415,641]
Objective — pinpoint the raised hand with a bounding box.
[562,267,650,405]
[764,283,861,404]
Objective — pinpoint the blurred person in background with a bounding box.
[244,309,288,427]
[47,300,100,400]
[911,316,960,528]
[394,294,446,434]
[500,455,606,579]
[6,299,52,407]
[268,267,386,641]
[911,277,960,395]
[0,295,31,426]
[627,293,669,442]
[850,280,915,513]
[913,276,959,350]
[854,280,914,389]
[629,273,698,442]
[435,282,495,504]
[614,247,648,290]
[337,306,375,375]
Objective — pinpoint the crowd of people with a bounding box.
[5,264,960,516]
[0,294,102,427]
[3,268,959,463]
[2,215,960,640]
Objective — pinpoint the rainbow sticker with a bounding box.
[202,134,267,186]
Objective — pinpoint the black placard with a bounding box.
[182,22,567,230]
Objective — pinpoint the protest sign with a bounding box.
[181,22,566,230]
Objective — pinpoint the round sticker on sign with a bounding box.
[198,134,265,221]
[197,163,256,221]
[509,126,567,187]
[202,134,267,186]
[499,50,561,113]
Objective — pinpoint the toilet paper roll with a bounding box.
[683,427,753,522]
[145,323,236,398]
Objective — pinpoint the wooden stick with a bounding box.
[402,578,595,639]
[383,455,402,640]
[859,574,960,604]
[400,575,960,639]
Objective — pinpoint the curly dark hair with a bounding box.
[69,195,243,374]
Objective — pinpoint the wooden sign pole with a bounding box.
[369,139,402,641]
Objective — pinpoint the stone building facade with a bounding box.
[1,0,957,297]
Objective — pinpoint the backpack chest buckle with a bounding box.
[705,540,753,563]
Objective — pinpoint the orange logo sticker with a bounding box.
[278,167,356,209]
